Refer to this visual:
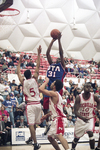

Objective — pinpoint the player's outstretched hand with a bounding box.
[58,32,62,40]
[37,45,42,54]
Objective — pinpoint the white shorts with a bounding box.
[47,117,67,140]
[74,117,95,138]
[26,102,41,125]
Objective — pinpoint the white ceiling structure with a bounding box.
[0,0,100,61]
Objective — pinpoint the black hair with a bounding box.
[54,79,63,91]
[24,69,31,79]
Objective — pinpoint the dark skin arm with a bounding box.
[46,39,57,65]
[94,95,100,110]
[74,95,89,123]
[58,33,65,69]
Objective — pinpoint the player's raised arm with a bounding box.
[58,33,65,69]
[33,45,41,81]
[17,54,24,85]
[46,39,56,65]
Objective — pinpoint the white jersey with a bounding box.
[49,92,66,119]
[23,78,41,102]
[78,93,95,119]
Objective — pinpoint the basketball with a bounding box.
[50,29,60,39]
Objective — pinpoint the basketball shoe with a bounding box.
[25,137,32,144]
[95,147,100,150]
[33,143,41,150]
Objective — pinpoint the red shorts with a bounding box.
[43,97,49,110]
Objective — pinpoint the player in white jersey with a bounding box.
[17,45,42,150]
[71,83,100,150]
[39,77,70,150]
[95,87,100,150]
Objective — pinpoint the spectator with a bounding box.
[15,116,27,128]
[8,58,14,68]
[0,56,5,65]
[10,79,17,87]
[38,76,44,85]
[67,93,74,107]
[65,103,72,116]
[4,115,11,144]
[16,93,22,105]
[4,49,10,57]
[0,95,4,108]
[2,81,11,100]
[2,62,8,71]
[0,105,9,121]
[0,115,8,146]
[26,58,35,68]
[63,78,71,93]
[67,115,74,128]
[95,117,99,127]
[14,107,24,122]
[2,94,14,127]
[10,92,19,112]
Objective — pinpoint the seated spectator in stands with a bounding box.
[95,117,99,127]
[65,103,72,116]
[26,58,35,68]
[83,68,89,76]
[64,57,69,65]
[15,52,20,60]
[16,93,22,105]
[16,116,27,128]
[70,57,74,63]
[20,60,26,69]
[2,62,8,71]
[73,65,79,77]
[10,53,16,63]
[62,95,67,105]
[8,58,14,68]
[23,53,29,59]
[0,105,9,121]
[0,56,5,65]
[14,107,24,122]
[4,115,11,144]
[89,58,96,65]
[66,61,74,72]
[74,87,81,97]
[14,86,19,96]
[4,49,10,58]
[10,79,17,87]
[0,95,4,109]
[92,80,98,93]
[70,83,77,97]
[38,76,44,85]
[87,65,95,74]
[0,49,4,57]
[0,115,8,146]
[97,61,100,70]
[72,108,76,124]
[2,94,14,127]
[67,115,74,128]
[2,81,11,100]
[63,78,71,93]
[67,93,75,107]
[10,92,19,112]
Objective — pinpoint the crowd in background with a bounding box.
[0,48,100,145]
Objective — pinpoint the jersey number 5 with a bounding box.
[30,88,36,97]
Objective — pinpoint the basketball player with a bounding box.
[39,77,70,150]
[17,45,42,150]
[95,87,100,150]
[71,83,100,150]
[43,33,68,134]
